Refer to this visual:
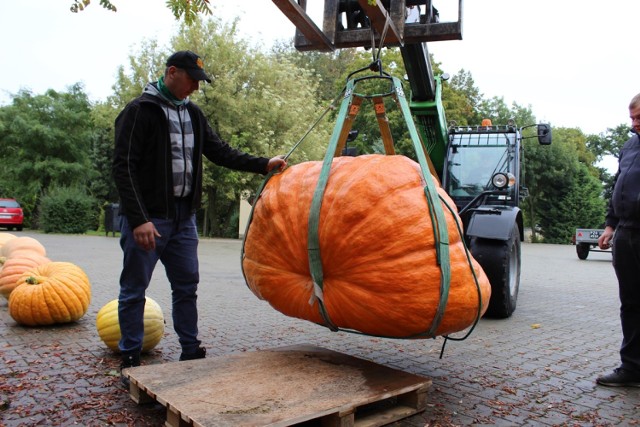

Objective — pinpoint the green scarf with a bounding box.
[157,77,185,106]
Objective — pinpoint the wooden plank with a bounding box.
[356,0,403,46]
[288,0,463,50]
[355,405,421,427]
[403,21,463,42]
[128,380,153,405]
[332,20,461,49]
[124,345,431,427]
[271,0,334,51]
[334,96,363,157]
[372,96,396,155]
[166,406,190,427]
[321,0,339,45]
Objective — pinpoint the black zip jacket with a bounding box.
[113,91,269,230]
[605,132,640,229]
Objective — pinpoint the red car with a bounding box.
[0,198,24,231]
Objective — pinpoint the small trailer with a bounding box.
[574,228,611,260]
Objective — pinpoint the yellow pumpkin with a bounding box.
[8,262,91,326]
[96,297,165,353]
[243,154,491,338]
[0,251,51,299]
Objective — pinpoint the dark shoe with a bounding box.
[120,352,141,388]
[596,368,640,387]
[179,347,206,361]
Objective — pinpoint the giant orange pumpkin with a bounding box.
[8,262,91,326]
[243,154,491,338]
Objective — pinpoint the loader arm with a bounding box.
[400,41,448,176]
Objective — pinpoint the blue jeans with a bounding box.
[118,199,201,355]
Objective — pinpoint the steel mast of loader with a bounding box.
[271,0,464,173]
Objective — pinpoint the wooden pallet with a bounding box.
[125,344,431,427]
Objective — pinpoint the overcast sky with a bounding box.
[1,0,637,140]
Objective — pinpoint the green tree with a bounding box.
[475,96,536,128]
[561,127,597,166]
[110,39,167,110]
[89,101,119,205]
[0,84,96,227]
[535,162,605,243]
[586,123,631,161]
[445,69,482,125]
[272,42,361,104]
[585,124,631,201]
[566,165,607,229]
[523,127,605,243]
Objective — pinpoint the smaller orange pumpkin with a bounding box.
[0,252,51,299]
[8,262,91,326]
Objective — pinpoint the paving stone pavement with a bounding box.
[1,231,639,426]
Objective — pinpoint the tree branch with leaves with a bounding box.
[70,0,212,24]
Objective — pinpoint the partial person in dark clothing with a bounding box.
[112,50,286,386]
[597,92,640,387]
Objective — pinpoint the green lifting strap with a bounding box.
[307,81,358,332]
[306,76,452,337]
[391,75,451,337]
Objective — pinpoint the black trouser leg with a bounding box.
[613,227,640,374]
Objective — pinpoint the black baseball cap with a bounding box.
[166,50,212,83]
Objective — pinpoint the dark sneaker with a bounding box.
[596,368,640,387]
[179,347,206,361]
[120,352,141,388]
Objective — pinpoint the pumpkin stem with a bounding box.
[26,276,39,285]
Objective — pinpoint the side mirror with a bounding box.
[537,124,552,145]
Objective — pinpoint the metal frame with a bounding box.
[271,0,463,51]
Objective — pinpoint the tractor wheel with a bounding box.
[470,223,521,319]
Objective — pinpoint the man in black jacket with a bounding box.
[597,92,640,387]
[112,50,285,383]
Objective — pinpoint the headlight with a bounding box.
[492,173,515,189]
